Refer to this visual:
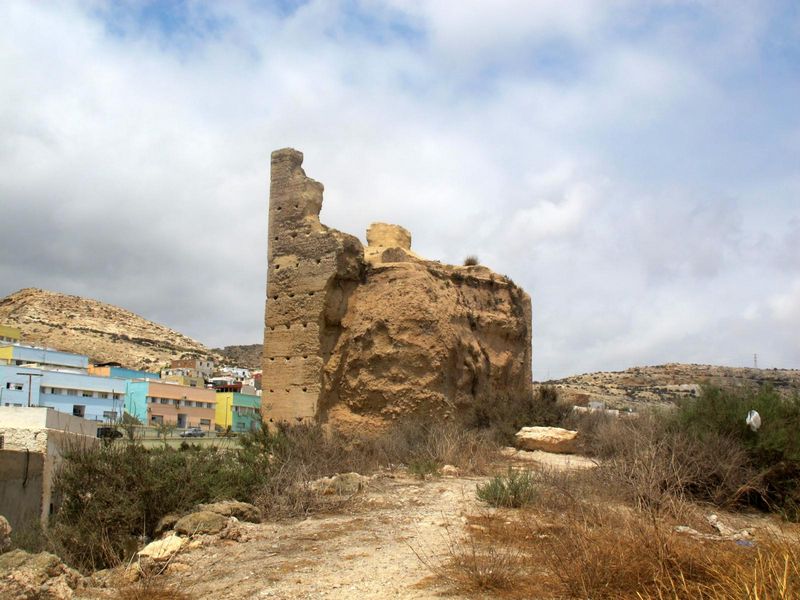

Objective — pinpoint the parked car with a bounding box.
[96,427,123,439]
[179,427,206,438]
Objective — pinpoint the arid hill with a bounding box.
[212,344,262,370]
[0,288,215,370]
[544,363,800,408]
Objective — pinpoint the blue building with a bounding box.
[0,344,89,371]
[0,366,129,422]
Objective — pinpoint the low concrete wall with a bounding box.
[0,449,45,529]
[0,406,97,436]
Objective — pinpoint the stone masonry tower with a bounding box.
[262,149,363,424]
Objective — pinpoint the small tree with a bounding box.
[154,421,176,448]
[119,413,142,443]
[463,255,479,266]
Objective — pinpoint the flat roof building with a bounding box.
[0,365,128,422]
[0,344,89,372]
[127,380,217,430]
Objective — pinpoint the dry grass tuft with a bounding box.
[113,579,193,600]
[433,465,800,599]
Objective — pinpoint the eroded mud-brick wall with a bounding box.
[262,149,362,423]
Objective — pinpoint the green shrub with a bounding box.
[675,385,800,466]
[477,469,538,508]
[408,457,441,479]
[51,441,270,571]
[673,385,800,519]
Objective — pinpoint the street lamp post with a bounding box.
[17,372,43,407]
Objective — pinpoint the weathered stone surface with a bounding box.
[262,149,532,430]
[195,500,262,523]
[515,427,578,454]
[0,549,83,600]
[173,511,228,535]
[137,533,184,562]
[366,223,411,249]
[262,148,365,424]
[0,515,11,553]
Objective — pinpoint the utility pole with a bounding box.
[16,372,43,407]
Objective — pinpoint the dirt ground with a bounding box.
[75,450,794,600]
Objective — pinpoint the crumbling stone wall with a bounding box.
[262,149,363,423]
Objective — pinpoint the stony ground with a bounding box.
[69,449,794,600]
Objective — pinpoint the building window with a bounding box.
[72,405,85,417]
[199,419,211,427]
[160,398,169,404]
[103,411,117,420]
[113,393,123,400]
[98,392,109,399]
[67,389,77,396]
[5,382,23,391]
[82,391,93,398]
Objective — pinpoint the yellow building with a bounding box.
[215,392,261,432]
[0,346,13,365]
[0,325,21,345]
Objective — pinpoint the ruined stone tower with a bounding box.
[262,149,363,423]
[263,148,533,431]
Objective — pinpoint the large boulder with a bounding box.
[195,500,262,523]
[515,427,579,454]
[173,511,227,536]
[0,549,83,599]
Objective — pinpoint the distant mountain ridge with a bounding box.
[0,288,216,370]
[543,363,800,408]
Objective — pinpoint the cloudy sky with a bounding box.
[1,1,798,379]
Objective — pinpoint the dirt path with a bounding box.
[153,473,487,599]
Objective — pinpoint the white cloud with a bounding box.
[0,0,798,377]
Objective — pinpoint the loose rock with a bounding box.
[137,533,184,562]
[0,549,83,600]
[310,472,369,495]
[196,500,262,523]
[174,511,228,536]
[0,516,11,553]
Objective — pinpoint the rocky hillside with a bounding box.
[212,344,262,370]
[544,363,800,409]
[0,288,216,370]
